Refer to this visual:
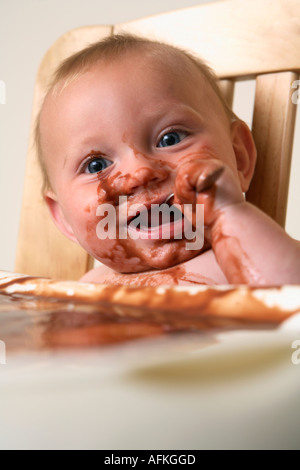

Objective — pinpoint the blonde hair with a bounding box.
[36,33,237,191]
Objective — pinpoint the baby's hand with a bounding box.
[174,159,245,227]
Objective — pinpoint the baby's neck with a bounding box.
[82,249,227,286]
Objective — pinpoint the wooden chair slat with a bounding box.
[247,71,299,227]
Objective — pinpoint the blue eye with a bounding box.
[157,131,187,148]
[85,157,113,174]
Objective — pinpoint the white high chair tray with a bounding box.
[0,270,299,449]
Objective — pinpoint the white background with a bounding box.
[0,0,299,272]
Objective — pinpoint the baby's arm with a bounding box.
[211,201,300,284]
[175,160,300,285]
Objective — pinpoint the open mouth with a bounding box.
[127,196,185,240]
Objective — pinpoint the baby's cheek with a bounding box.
[80,211,115,261]
[78,209,144,272]
[96,170,139,204]
[86,222,115,260]
[97,171,124,205]
[177,146,219,165]
[72,206,101,251]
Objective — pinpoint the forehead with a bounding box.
[39,49,228,160]
[43,49,220,116]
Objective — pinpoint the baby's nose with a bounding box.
[115,145,170,195]
[114,164,169,195]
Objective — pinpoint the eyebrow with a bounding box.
[144,102,202,121]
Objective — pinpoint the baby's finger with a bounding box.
[175,159,225,204]
[196,166,225,193]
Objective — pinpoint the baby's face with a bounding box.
[40,53,245,273]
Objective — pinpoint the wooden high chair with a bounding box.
[16,0,300,280]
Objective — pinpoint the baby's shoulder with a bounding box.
[182,249,228,285]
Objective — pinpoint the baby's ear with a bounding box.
[230,120,257,192]
[44,190,79,244]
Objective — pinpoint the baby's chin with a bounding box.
[97,238,207,274]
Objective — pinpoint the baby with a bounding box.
[36,34,300,286]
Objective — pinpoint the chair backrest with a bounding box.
[15,0,300,280]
